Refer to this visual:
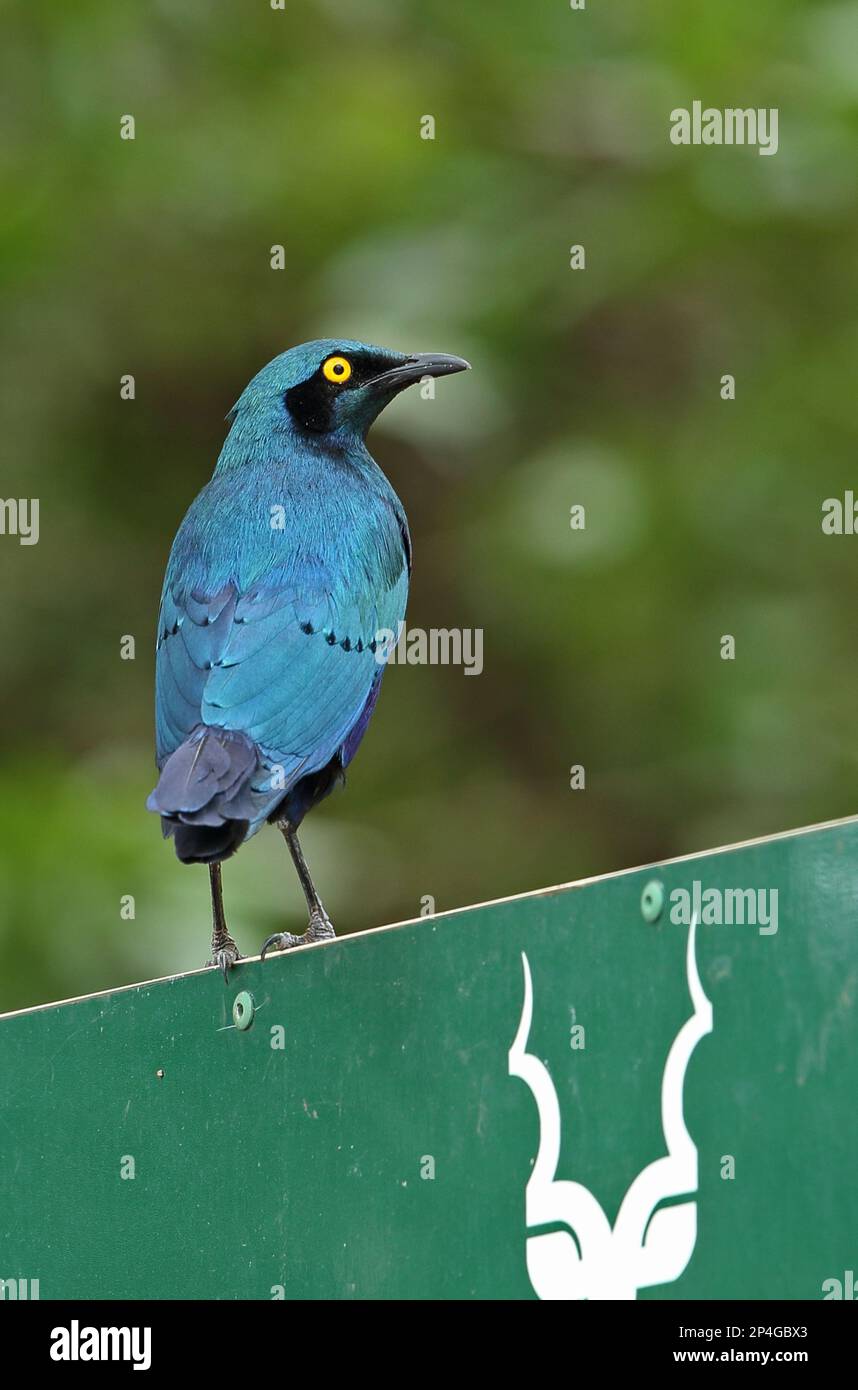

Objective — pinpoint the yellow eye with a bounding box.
[322,355,352,384]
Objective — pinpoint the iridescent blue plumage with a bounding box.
[147,338,468,971]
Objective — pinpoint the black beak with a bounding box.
[365,352,471,393]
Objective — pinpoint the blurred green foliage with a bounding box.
[2,0,858,1011]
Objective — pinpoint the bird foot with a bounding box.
[260,910,336,959]
[206,937,243,982]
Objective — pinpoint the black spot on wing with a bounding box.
[398,513,412,575]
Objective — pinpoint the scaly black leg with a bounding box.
[206,861,242,980]
[260,823,336,958]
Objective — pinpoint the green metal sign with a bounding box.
[1,817,855,1300]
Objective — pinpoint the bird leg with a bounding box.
[206,861,242,980]
[259,823,336,958]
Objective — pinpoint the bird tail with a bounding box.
[146,725,262,864]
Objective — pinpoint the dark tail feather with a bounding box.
[147,725,260,864]
[169,817,249,865]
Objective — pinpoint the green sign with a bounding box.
[1,817,855,1299]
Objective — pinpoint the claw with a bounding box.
[260,931,303,959]
[260,914,335,960]
[206,943,243,981]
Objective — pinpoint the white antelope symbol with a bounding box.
[509,915,712,1300]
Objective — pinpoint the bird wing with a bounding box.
[155,543,408,795]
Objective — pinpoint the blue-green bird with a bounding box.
[147,340,469,975]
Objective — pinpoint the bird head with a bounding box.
[227,339,470,442]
